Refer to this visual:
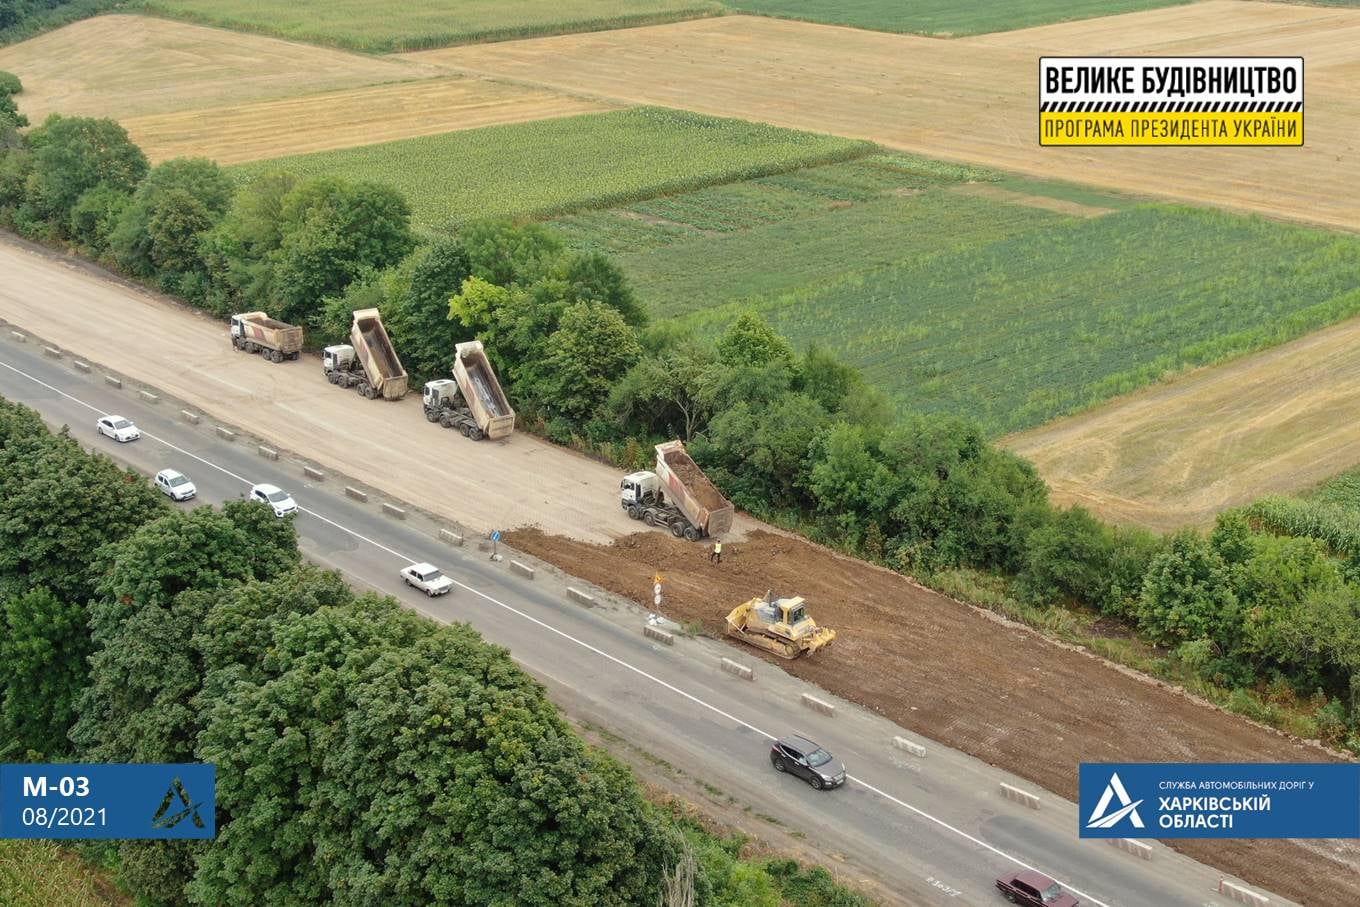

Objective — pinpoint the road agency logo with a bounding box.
[1040,57,1303,146]
[1085,772,1145,830]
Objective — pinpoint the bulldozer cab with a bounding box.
[782,599,807,625]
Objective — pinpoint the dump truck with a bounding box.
[422,341,515,441]
[726,593,836,659]
[620,440,734,541]
[322,308,408,400]
[230,312,302,363]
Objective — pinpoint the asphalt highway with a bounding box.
[0,335,1290,907]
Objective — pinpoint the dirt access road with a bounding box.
[412,1,1360,232]
[0,236,741,545]
[509,527,1360,907]
[3,233,1356,903]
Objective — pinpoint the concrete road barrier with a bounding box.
[382,502,406,520]
[215,427,235,441]
[180,410,200,424]
[303,466,325,481]
[43,345,61,358]
[104,376,122,389]
[9,330,25,342]
[1218,880,1269,906]
[566,587,595,606]
[1107,838,1152,861]
[509,560,535,579]
[892,736,927,758]
[720,657,754,681]
[345,486,368,503]
[801,693,835,717]
[438,528,463,546]
[138,390,159,404]
[72,360,91,373]
[999,782,1041,810]
[258,445,278,460]
[644,625,675,646]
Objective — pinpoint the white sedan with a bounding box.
[96,415,140,442]
[248,483,298,518]
[400,563,453,597]
[155,468,197,502]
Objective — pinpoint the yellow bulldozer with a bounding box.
[725,593,835,659]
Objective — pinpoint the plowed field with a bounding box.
[411,1,1360,231]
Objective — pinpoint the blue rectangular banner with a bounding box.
[1079,763,1359,838]
[1,763,215,840]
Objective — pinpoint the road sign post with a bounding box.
[490,529,502,561]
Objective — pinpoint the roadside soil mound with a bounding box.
[507,526,1360,907]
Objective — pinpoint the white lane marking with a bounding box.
[0,357,1112,907]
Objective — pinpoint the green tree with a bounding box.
[67,182,130,253]
[608,344,717,442]
[716,312,794,368]
[381,237,472,385]
[21,115,147,229]
[0,69,25,128]
[557,250,645,326]
[701,393,828,510]
[108,157,232,276]
[1017,507,1112,606]
[531,301,642,423]
[1137,530,1238,646]
[0,586,88,759]
[806,422,892,542]
[270,178,413,327]
[460,219,563,287]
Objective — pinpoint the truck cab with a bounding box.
[323,344,355,373]
[230,314,248,339]
[423,379,460,412]
[620,471,661,508]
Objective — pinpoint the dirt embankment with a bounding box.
[507,527,1360,907]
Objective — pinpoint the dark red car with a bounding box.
[995,869,1079,907]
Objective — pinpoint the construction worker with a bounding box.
[710,540,723,564]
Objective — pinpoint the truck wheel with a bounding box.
[627,505,641,520]
[269,349,283,363]
[458,423,471,437]
[425,408,441,423]
[290,351,300,361]
[684,526,700,542]
[469,427,483,441]
[643,511,657,527]
[327,371,339,385]
[364,385,378,400]
[669,521,684,538]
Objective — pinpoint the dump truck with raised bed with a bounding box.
[422,340,515,441]
[620,440,734,541]
[726,593,835,659]
[322,308,408,400]
[230,312,302,363]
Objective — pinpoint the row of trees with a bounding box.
[2,87,1357,748]
[0,396,872,907]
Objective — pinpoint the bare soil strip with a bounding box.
[0,15,443,121]
[951,183,1115,218]
[507,527,1360,907]
[407,2,1360,232]
[122,77,618,165]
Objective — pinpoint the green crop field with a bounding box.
[557,158,1360,435]
[230,107,871,229]
[135,0,723,52]
[0,840,127,906]
[728,0,1191,36]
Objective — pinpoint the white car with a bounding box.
[248,483,297,518]
[96,415,140,442]
[400,563,453,597]
[155,468,197,502]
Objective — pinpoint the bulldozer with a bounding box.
[725,592,836,659]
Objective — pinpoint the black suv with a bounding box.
[769,735,846,790]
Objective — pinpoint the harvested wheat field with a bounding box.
[0,15,442,121]
[413,1,1360,231]
[507,526,1360,907]
[123,76,617,165]
[1006,314,1360,531]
